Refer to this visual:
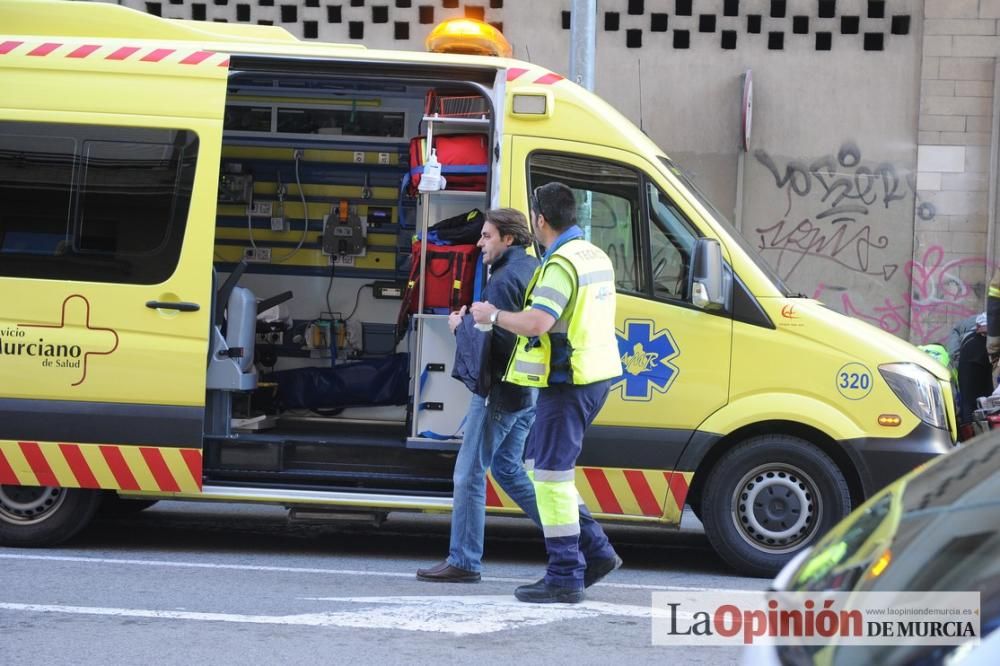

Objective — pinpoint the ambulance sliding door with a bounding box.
[0,42,228,492]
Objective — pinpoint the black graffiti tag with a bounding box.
[752,142,923,280]
[754,142,913,219]
[756,217,892,280]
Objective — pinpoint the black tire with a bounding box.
[99,495,159,517]
[701,435,851,578]
[0,485,103,547]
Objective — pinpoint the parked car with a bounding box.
[742,429,1000,665]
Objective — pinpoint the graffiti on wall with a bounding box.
[748,141,988,343]
[813,246,991,345]
[752,141,932,283]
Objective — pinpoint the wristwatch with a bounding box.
[489,310,500,325]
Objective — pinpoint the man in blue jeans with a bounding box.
[417,208,541,582]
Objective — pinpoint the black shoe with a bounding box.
[514,578,585,604]
[416,561,481,583]
[584,553,623,588]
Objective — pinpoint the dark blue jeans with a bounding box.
[447,393,541,572]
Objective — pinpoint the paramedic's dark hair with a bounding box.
[486,208,533,247]
[532,182,577,231]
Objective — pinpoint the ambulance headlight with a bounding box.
[879,363,947,429]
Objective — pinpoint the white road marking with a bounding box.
[0,596,688,635]
[0,552,726,591]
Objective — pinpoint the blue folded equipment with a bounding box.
[266,353,409,410]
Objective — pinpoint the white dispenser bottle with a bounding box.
[418,147,446,192]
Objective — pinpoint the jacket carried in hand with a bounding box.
[452,244,538,412]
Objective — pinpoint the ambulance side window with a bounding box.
[0,120,198,284]
[527,153,643,294]
[646,181,698,302]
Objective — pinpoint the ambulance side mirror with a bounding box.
[690,238,724,311]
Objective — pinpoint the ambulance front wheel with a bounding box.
[0,485,102,547]
[701,435,851,578]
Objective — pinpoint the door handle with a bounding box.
[146,300,200,312]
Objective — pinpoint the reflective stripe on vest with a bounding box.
[532,285,570,308]
[514,359,547,375]
[505,239,623,387]
[579,269,615,286]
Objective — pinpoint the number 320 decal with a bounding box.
[837,362,873,400]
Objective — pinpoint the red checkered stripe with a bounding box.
[486,467,693,522]
[0,440,202,494]
[0,39,229,67]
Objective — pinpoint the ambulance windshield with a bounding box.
[658,156,793,297]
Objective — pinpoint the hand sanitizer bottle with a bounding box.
[418,147,444,192]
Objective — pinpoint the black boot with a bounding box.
[584,553,623,588]
[514,578,584,604]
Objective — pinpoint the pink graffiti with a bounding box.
[813,246,992,344]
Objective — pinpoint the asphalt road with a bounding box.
[0,501,767,665]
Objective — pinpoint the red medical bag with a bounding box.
[407,134,488,194]
[397,241,480,335]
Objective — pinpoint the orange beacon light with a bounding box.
[425,18,513,58]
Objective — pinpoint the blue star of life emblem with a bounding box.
[612,319,680,401]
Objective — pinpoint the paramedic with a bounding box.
[417,208,540,583]
[471,182,623,604]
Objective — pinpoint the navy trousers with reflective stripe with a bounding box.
[524,380,616,588]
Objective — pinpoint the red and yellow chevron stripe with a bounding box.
[0,440,202,494]
[0,39,230,67]
[486,466,693,524]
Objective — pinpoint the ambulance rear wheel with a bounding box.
[701,436,851,578]
[0,485,102,547]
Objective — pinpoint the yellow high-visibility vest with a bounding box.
[505,238,622,387]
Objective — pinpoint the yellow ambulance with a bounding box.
[0,0,956,576]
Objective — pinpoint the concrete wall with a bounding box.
[104,0,1000,344]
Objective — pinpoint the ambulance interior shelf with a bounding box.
[401,111,492,447]
[405,199,488,446]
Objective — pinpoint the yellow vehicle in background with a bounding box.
[743,428,1000,664]
[0,0,956,576]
